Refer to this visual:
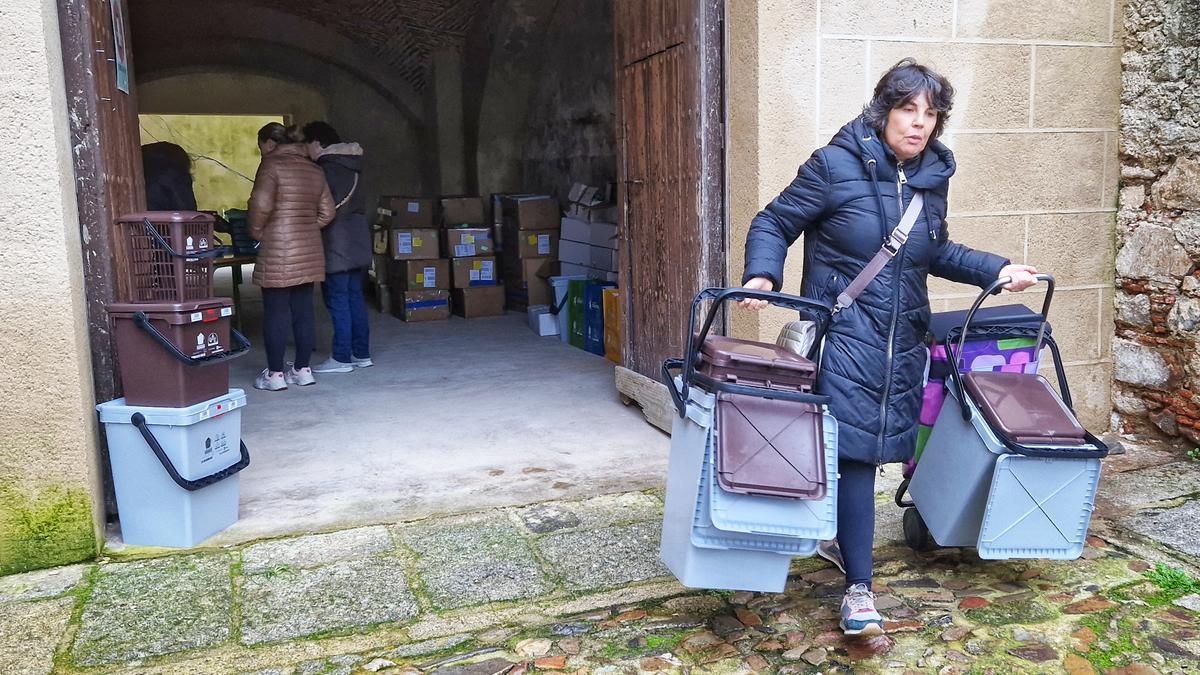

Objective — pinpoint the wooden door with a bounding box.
[614,0,725,379]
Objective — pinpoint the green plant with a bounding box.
[1188,447,1200,461]
[1144,563,1200,596]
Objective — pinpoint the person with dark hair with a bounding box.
[740,58,1038,637]
[301,121,372,373]
[142,141,197,211]
[249,124,336,391]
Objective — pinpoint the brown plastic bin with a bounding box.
[109,299,250,407]
[698,336,817,391]
[963,371,1086,446]
[115,211,222,303]
[714,392,827,499]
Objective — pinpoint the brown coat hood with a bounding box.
[249,144,335,288]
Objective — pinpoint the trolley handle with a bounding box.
[678,287,833,406]
[956,274,1055,366]
[130,413,251,492]
[133,311,252,366]
[142,219,234,260]
[663,358,687,418]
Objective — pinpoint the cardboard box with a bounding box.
[560,216,618,249]
[503,257,557,307]
[444,227,495,258]
[603,288,623,364]
[452,286,505,318]
[389,228,441,260]
[379,197,437,228]
[561,262,619,283]
[451,256,499,288]
[440,196,488,226]
[528,305,559,336]
[590,245,619,272]
[511,230,559,259]
[390,259,449,290]
[500,195,560,231]
[558,239,590,267]
[391,290,450,322]
[564,182,619,223]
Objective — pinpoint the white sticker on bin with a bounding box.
[190,312,203,322]
[220,307,233,317]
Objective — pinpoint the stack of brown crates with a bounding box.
[442,196,504,318]
[499,195,560,311]
[377,196,450,321]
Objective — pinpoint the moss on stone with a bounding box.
[965,598,1057,626]
[0,480,97,575]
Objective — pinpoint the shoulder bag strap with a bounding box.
[833,191,925,314]
[334,172,359,211]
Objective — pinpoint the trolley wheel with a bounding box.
[903,507,934,552]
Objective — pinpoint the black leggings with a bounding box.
[262,283,315,373]
[837,459,878,588]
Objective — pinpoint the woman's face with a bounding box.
[258,139,277,157]
[884,91,938,162]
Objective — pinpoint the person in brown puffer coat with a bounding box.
[249,123,335,391]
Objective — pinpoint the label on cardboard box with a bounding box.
[407,201,420,213]
[423,267,437,288]
[537,234,551,255]
[480,260,494,280]
[397,233,413,254]
[455,244,476,257]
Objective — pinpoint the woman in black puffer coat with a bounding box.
[741,59,1037,637]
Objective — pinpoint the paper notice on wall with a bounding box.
[537,234,551,255]
[397,233,413,254]
[423,267,437,288]
[407,201,420,213]
[480,260,495,281]
[455,244,476,257]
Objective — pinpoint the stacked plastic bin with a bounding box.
[97,212,251,548]
[660,288,838,593]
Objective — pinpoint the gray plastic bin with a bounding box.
[659,383,795,592]
[909,385,1102,559]
[97,390,249,548]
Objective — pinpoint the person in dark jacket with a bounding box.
[142,142,198,212]
[741,59,1037,637]
[302,121,373,373]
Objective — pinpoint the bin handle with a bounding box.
[129,413,250,492]
[142,218,234,260]
[662,358,687,418]
[133,311,251,366]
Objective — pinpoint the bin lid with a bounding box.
[701,336,817,376]
[116,211,215,224]
[97,389,246,426]
[108,298,234,323]
[963,372,1085,444]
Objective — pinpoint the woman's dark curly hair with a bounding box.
[862,58,955,140]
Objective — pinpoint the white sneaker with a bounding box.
[285,366,316,386]
[312,357,354,374]
[352,356,374,369]
[254,369,287,391]
[840,583,885,637]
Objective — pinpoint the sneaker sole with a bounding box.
[254,384,288,391]
[352,361,373,369]
[312,366,354,373]
[840,621,885,637]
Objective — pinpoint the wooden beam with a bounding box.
[615,366,675,435]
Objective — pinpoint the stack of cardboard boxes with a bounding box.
[559,183,619,283]
[377,196,449,321]
[442,197,504,318]
[499,195,561,312]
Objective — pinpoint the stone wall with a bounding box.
[1112,0,1200,445]
[727,0,1122,430]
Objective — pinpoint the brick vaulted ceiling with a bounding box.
[239,0,484,91]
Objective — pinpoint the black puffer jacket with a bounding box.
[315,143,372,274]
[743,117,1008,465]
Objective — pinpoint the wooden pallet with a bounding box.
[615,366,675,435]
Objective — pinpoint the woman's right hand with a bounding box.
[739,277,774,310]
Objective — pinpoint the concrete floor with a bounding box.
[111,266,669,547]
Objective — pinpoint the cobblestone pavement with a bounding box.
[2,442,1198,675]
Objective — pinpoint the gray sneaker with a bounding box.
[817,539,846,574]
[840,583,885,637]
[312,357,354,373]
[351,356,374,369]
[253,369,287,391]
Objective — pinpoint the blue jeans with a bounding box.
[837,459,877,588]
[322,269,370,363]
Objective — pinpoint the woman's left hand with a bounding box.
[999,264,1039,292]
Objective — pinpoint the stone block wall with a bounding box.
[728,0,1122,430]
[1113,0,1200,445]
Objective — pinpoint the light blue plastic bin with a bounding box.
[660,383,794,592]
[97,390,248,548]
[549,275,589,344]
[707,409,839,542]
[910,385,1102,559]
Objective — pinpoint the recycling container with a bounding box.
[108,298,249,407]
[115,211,224,304]
[97,390,250,548]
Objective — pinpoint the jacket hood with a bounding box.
[318,143,363,171]
[828,116,955,190]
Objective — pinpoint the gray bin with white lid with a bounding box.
[97,389,249,547]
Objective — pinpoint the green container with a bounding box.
[567,279,588,348]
